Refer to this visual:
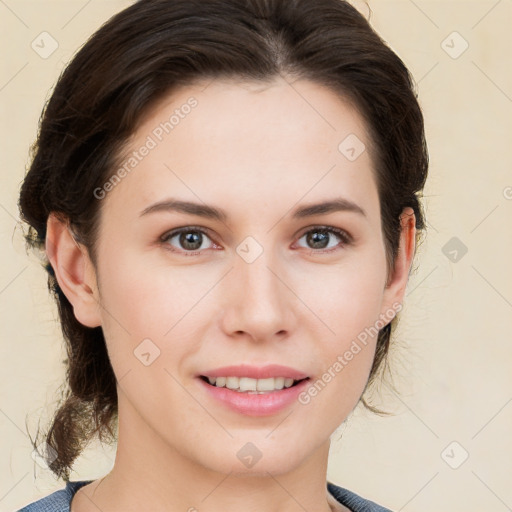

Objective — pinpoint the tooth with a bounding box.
[256,377,276,391]
[239,377,257,392]
[274,377,285,390]
[284,378,294,388]
[225,376,239,390]
[209,376,300,391]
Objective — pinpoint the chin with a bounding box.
[196,437,312,477]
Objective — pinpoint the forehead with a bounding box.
[101,77,380,224]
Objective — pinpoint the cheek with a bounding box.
[97,247,199,329]
[297,251,387,383]
[300,253,386,335]
[95,249,214,375]
[295,269,385,422]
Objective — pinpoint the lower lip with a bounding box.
[197,377,310,416]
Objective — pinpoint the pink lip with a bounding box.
[197,376,310,416]
[198,364,309,380]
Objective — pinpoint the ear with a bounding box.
[381,206,417,317]
[45,213,102,328]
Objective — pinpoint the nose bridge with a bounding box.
[225,237,290,339]
[240,248,277,297]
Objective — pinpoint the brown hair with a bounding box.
[19,0,428,480]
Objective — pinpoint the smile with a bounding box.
[200,375,308,393]
[197,376,311,416]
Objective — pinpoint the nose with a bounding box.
[220,245,294,343]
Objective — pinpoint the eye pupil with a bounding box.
[307,230,329,249]
[180,231,202,250]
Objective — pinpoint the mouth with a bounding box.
[197,373,312,416]
[199,375,310,394]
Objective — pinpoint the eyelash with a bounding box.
[160,225,353,256]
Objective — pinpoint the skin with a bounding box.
[46,77,416,512]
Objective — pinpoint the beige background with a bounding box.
[1,1,511,511]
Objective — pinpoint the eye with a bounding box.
[160,225,352,256]
[161,227,217,255]
[294,226,352,253]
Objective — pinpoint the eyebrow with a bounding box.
[139,197,366,221]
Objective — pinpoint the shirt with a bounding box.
[17,480,392,511]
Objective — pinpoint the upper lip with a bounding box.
[199,364,309,380]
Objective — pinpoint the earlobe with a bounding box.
[45,213,102,328]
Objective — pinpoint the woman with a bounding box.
[17,0,428,510]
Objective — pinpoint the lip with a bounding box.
[197,376,310,416]
[197,364,309,380]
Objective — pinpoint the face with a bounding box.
[81,77,407,476]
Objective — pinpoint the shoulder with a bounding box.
[16,481,93,512]
[18,479,389,512]
[327,481,393,512]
